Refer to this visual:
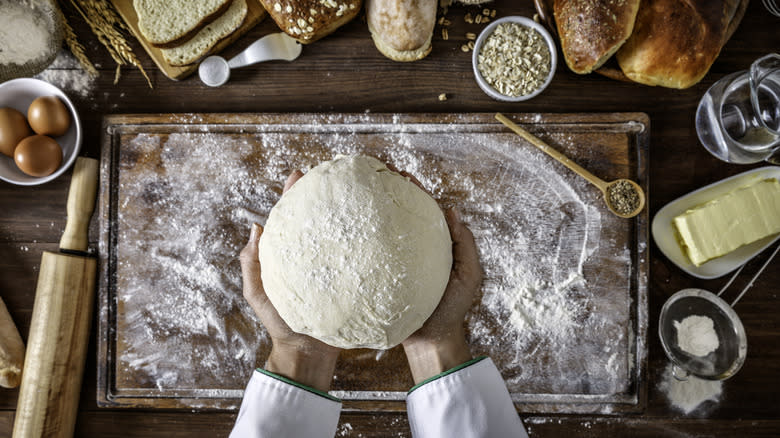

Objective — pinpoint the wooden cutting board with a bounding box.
[97,112,649,414]
[109,0,267,80]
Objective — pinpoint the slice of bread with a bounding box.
[134,0,233,48]
[161,0,248,66]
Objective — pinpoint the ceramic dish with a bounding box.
[652,166,780,279]
[0,78,82,186]
[472,16,557,102]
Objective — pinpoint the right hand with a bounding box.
[402,206,483,384]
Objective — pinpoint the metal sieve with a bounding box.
[659,243,779,380]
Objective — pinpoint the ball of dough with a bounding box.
[258,155,452,349]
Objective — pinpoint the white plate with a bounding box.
[0,78,82,186]
[652,166,780,279]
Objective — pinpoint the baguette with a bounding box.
[367,0,437,62]
[0,297,24,389]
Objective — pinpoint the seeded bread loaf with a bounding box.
[259,0,362,44]
[366,0,437,62]
[161,0,248,66]
[615,0,742,89]
[554,0,640,74]
[134,0,233,48]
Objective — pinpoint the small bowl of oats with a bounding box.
[472,16,557,102]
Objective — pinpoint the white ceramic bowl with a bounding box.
[472,16,557,102]
[0,78,82,186]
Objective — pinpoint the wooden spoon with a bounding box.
[495,113,645,218]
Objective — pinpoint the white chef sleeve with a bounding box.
[230,368,342,438]
[407,357,528,438]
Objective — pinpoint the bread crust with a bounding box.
[554,0,640,74]
[366,0,437,62]
[616,0,740,89]
[260,0,362,44]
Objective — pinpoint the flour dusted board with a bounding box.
[97,113,649,413]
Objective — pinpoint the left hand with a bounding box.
[239,170,341,392]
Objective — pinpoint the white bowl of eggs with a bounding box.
[0,78,81,186]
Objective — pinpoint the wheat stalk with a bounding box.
[67,0,152,88]
[56,5,98,76]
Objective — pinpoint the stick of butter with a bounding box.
[673,178,780,266]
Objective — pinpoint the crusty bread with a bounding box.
[0,297,24,389]
[367,0,437,62]
[554,0,640,74]
[134,0,233,48]
[616,0,740,89]
[259,0,362,44]
[161,0,248,66]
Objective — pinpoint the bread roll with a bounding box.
[616,0,740,89]
[367,0,437,62]
[554,0,640,74]
[260,0,362,44]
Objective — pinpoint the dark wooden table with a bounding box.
[2,1,779,436]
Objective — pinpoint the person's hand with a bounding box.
[402,206,482,384]
[239,170,341,392]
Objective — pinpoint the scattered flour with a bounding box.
[659,363,722,414]
[0,1,52,65]
[112,114,639,405]
[675,315,719,357]
[34,51,96,98]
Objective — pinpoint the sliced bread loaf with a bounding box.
[134,0,233,48]
[161,0,248,66]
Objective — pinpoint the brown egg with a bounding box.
[27,96,71,137]
[0,107,32,157]
[14,135,63,177]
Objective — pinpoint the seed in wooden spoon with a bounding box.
[607,181,640,215]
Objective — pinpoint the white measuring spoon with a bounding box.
[199,32,302,87]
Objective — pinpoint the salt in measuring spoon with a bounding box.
[496,113,646,218]
[199,32,302,87]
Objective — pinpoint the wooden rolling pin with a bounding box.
[0,296,25,388]
[13,157,99,438]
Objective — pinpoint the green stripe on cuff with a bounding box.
[408,356,488,394]
[256,368,342,402]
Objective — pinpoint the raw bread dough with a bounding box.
[258,155,452,349]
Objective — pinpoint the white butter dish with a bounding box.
[652,166,780,279]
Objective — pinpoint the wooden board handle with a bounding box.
[60,157,99,252]
[13,252,97,438]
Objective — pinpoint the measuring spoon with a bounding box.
[199,32,302,87]
[496,113,646,218]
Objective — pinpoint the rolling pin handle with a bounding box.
[59,157,99,253]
